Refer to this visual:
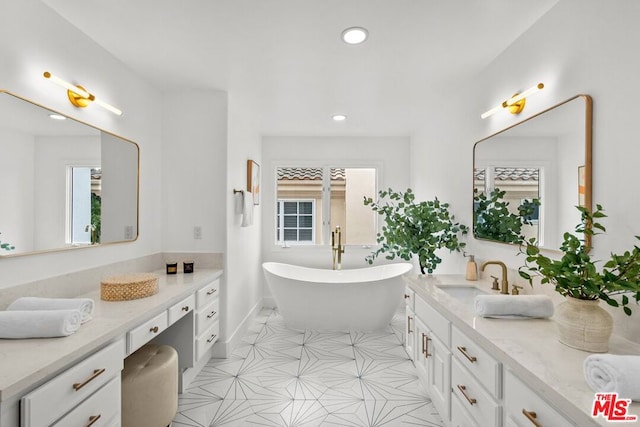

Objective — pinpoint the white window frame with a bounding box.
[276,199,316,245]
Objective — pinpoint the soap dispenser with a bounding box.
[465,254,478,281]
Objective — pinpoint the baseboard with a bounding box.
[211,299,264,358]
[180,346,214,391]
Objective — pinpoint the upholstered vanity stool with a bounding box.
[121,344,178,427]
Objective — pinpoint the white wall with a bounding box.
[262,136,411,277]
[0,129,34,253]
[410,0,640,338]
[0,0,163,289]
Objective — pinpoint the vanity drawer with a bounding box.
[21,339,124,427]
[404,287,415,311]
[451,357,500,427]
[415,296,450,346]
[196,279,220,308]
[51,376,120,427]
[196,298,219,336]
[196,321,219,360]
[451,389,480,427]
[504,370,574,427]
[168,294,195,325]
[127,311,168,354]
[452,325,501,398]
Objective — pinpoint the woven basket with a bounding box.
[101,273,159,301]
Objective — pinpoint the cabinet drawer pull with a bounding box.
[182,305,190,311]
[421,333,431,358]
[206,288,217,295]
[457,346,477,363]
[207,310,217,319]
[86,414,101,427]
[149,326,159,333]
[407,316,413,334]
[207,334,217,343]
[522,409,542,427]
[72,368,106,391]
[457,384,477,405]
[404,294,411,299]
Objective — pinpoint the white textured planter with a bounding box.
[555,296,613,353]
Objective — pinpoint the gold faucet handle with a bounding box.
[512,285,523,295]
[490,275,500,290]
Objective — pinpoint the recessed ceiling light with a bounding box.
[341,27,368,45]
[332,114,347,121]
[48,114,66,120]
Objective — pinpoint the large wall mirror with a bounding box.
[473,95,592,249]
[0,90,139,257]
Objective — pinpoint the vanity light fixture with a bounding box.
[481,83,544,119]
[43,71,123,116]
[332,114,347,121]
[341,27,368,45]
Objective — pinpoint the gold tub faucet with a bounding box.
[331,226,345,270]
[480,260,510,294]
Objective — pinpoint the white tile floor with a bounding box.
[173,308,443,426]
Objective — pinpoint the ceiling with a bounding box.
[43,0,560,136]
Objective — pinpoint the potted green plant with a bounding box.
[473,188,540,244]
[364,188,468,274]
[518,204,640,352]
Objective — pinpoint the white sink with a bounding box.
[437,286,488,306]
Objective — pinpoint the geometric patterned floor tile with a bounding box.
[173,308,444,427]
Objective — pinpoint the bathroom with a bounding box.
[1,0,640,426]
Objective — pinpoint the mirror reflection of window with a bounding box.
[275,166,377,246]
[69,166,101,245]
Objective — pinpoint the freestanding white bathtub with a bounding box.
[262,262,414,331]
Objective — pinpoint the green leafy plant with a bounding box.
[1,232,15,251]
[364,188,468,274]
[518,204,640,315]
[473,188,540,244]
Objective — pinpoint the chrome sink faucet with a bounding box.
[480,260,510,294]
[331,225,345,270]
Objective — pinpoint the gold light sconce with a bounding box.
[43,71,123,116]
[481,83,544,119]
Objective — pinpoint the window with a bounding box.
[276,200,315,243]
[275,166,377,246]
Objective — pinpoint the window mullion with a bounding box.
[322,166,331,245]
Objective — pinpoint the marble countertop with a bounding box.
[0,269,223,402]
[404,274,640,427]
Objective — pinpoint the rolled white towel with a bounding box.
[584,354,640,401]
[474,294,554,318]
[7,297,94,323]
[0,310,82,339]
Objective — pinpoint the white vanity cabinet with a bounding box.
[504,370,574,427]
[194,278,220,361]
[404,287,415,360]
[21,339,125,427]
[413,296,451,422]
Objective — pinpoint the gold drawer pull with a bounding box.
[72,368,106,391]
[207,310,217,319]
[522,409,542,427]
[86,414,101,427]
[206,288,217,295]
[182,305,190,311]
[457,346,477,363]
[457,384,477,405]
[407,316,413,334]
[421,333,431,358]
[207,334,217,343]
[149,326,159,333]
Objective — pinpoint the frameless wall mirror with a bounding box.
[0,90,139,257]
[473,94,592,249]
